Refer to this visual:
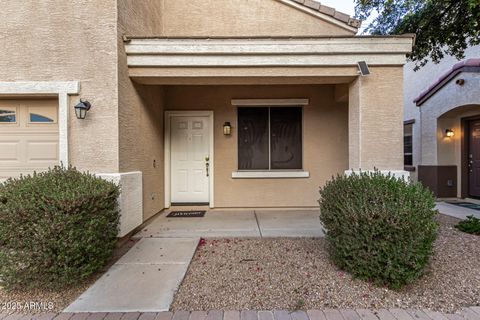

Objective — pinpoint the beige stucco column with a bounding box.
[348,67,406,175]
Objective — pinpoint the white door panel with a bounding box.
[171,116,210,203]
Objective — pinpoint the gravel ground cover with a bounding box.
[172,214,480,312]
[0,238,139,314]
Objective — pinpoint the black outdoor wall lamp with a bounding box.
[445,129,455,138]
[223,122,232,135]
[74,99,92,120]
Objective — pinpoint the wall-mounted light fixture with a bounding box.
[445,129,455,138]
[455,79,465,86]
[74,99,91,119]
[223,122,232,135]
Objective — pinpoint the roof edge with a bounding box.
[124,34,415,41]
[414,59,480,106]
[275,0,361,33]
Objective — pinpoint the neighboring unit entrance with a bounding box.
[469,119,480,198]
[0,99,59,180]
[169,115,211,204]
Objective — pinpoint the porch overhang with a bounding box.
[125,35,415,85]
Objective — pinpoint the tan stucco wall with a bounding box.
[0,0,119,173]
[348,67,405,170]
[158,0,354,37]
[117,0,166,220]
[165,85,348,208]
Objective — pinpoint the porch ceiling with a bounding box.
[125,36,414,85]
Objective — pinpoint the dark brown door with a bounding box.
[469,119,480,198]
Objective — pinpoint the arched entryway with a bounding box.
[436,104,480,198]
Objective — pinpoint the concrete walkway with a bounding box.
[4,308,480,320]
[133,209,324,239]
[436,202,480,220]
[65,238,198,313]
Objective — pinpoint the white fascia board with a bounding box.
[126,37,413,68]
[125,37,413,55]
[128,54,407,67]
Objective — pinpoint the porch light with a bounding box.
[223,122,232,135]
[445,129,455,138]
[74,99,91,120]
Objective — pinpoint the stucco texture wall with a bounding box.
[403,45,480,181]
[164,85,348,208]
[117,0,166,220]
[0,0,119,173]
[158,0,353,37]
[419,71,480,197]
[349,67,405,170]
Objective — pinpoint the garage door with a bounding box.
[0,99,59,180]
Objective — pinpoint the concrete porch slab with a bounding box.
[133,209,326,239]
[256,210,324,237]
[65,238,198,312]
[133,210,260,238]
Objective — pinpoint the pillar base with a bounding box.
[96,171,143,237]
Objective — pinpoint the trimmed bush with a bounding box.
[455,215,480,235]
[0,166,120,290]
[319,171,438,289]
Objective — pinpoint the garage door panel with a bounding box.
[0,141,21,162]
[26,141,59,162]
[0,100,59,179]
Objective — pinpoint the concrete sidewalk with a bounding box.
[133,209,324,239]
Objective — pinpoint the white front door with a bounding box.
[170,116,210,203]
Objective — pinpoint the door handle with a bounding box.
[205,156,210,177]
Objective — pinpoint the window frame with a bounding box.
[236,105,305,172]
[27,105,58,125]
[404,121,414,170]
[0,107,18,124]
[28,113,56,124]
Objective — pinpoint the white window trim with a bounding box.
[231,98,309,106]
[164,110,215,208]
[232,171,310,179]
[0,81,80,165]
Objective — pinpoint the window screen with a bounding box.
[238,107,269,170]
[238,107,303,170]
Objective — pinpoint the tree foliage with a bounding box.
[355,0,480,70]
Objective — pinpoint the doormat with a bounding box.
[167,210,206,218]
[446,202,480,211]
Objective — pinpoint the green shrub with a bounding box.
[319,171,438,289]
[455,215,480,235]
[0,166,120,290]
